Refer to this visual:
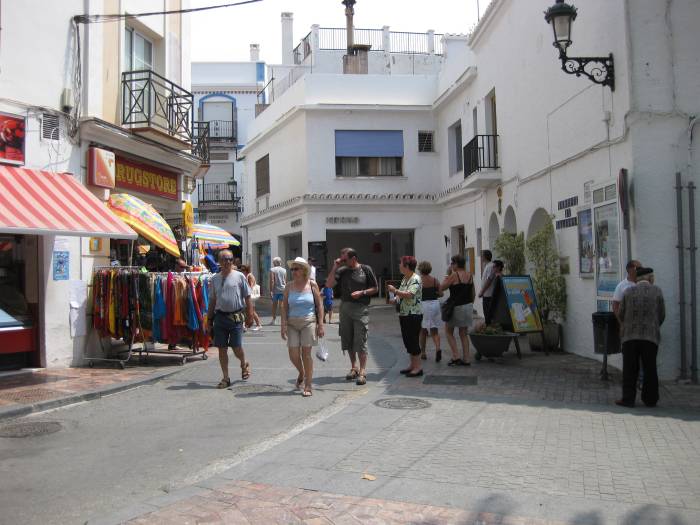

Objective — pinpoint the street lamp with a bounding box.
[544,0,614,91]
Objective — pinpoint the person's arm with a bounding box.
[280,284,289,340]
[207,282,217,330]
[312,282,325,338]
[325,260,341,289]
[269,271,274,298]
[658,291,665,326]
[436,277,444,298]
[479,270,495,298]
[439,272,455,293]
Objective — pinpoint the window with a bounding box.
[125,27,153,71]
[255,154,270,197]
[448,120,463,175]
[418,131,434,152]
[335,157,402,177]
[334,130,404,177]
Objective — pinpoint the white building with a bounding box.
[242,0,700,380]
[0,0,206,369]
[191,46,268,249]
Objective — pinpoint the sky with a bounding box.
[190,0,491,64]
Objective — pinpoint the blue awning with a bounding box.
[335,130,404,157]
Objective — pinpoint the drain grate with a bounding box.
[374,397,431,410]
[423,375,478,386]
[232,384,283,394]
[0,421,62,438]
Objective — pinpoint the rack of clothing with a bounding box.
[88,267,212,368]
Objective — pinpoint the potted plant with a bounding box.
[494,231,526,275]
[525,217,567,351]
[469,322,517,360]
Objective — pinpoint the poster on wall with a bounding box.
[594,203,620,297]
[0,113,26,166]
[501,276,543,333]
[53,251,69,281]
[578,209,594,276]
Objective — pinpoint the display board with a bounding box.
[489,275,543,334]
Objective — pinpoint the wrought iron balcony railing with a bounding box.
[463,134,499,178]
[197,182,241,212]
[196,119,237,143]
[122,69,210,163]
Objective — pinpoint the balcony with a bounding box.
[197,182,241,212]
[197,119,237,144]
[463,134,501,188]
[121,69,209,163]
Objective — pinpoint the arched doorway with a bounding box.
[527,208,551,240]
[488,212,500,249]
[504,206,517,234]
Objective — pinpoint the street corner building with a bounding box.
[239,1,700,381]
[0,0,210,369]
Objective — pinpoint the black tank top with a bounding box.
[422,277,439,301]
[449,271,471,306]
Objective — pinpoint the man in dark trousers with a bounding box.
[616,267,665,408]
[325,247,378,386]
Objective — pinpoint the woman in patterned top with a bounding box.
[387,256,423,377]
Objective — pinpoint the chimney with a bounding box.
[341,0,356,54]
[281,12,294,65]
[250,44,260,62]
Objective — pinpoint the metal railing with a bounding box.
[121,69,193,143]
[390,31,443,55]
[197,182,241,212]
[191,121,210,163]
[199,119,237,143]
[463,135,499,177]
[316,27,443,55]
[293,31,312,64]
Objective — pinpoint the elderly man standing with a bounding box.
[269,257,287,325]
[325,247,378,386]
[612,259,642,322]
[616,267,665,408]
[207,249,254,389]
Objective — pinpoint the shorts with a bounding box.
[324,302,333,313]
[286,316,318,348]
[339,301,369,353]
[421,299,441,330]
[447,303,473,329]
[272,292,284,302]
[213,311,244,349]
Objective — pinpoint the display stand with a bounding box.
[86,267,208,368]
[485,275,546,359]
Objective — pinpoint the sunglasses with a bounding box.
[290,267,302,272]
[221,257,234,262]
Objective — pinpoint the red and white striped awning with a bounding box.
[0,166,136,238]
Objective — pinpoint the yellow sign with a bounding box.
[183,201,194,237]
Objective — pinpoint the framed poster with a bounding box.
[501,275,543,333]
[594,202,620,297]
[577,209,594,276]
[53,251,69,281]
[0,112,26,166]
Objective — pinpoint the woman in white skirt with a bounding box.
[417,261,443,362]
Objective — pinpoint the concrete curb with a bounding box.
[0,362,202,422]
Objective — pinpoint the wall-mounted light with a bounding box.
[544,0,614,91]
[444,235,450,248]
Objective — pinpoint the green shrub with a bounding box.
[494,231,526,275]
[525,218,567,323]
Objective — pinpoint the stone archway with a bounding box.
[504,206,517,234]
[488,212,500,249]
[527,207,551,240]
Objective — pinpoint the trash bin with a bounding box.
[592,312,621,355]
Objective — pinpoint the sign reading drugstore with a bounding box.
[115,156,179,200]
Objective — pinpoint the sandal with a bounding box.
[295,374,304,390]
[447,359,462,367]
[216,378,231,389]
[420,352,427,361]
[345,368,359,381]
[436,350,442,363]
[241,362,251,380]
[302,388,313,397]
[460,360,471,366]
[355,373,367,386]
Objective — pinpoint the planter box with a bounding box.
[469,332,518,360]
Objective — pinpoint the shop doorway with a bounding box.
[254,241,271,294]
[326,230,414,296]
[280,233,302,263]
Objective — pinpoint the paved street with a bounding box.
[2,306,700,524]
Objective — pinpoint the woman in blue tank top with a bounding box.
[281,257,325,397]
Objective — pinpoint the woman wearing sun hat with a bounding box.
[281,256,325,397]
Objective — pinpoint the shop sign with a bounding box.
[291,218,302,228]
[87,147,115,189]
[326,216,359,225]
[182,201,194,237]
[0,112,26,166]
[115,156,178,200]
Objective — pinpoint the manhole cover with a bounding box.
[0,421,62,438]
[424,375,477,386]
[232,384,283,394]
[374,397,431,410]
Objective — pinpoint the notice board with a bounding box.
[490,275,543,333]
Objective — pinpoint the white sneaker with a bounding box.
[251,326,261,331]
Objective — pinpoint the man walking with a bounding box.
[613,259,641,322]
[207,249,254,389]
[478,250,496,325]
[616,267,665,408]
[269,257,287,325]
[325,247,378,385]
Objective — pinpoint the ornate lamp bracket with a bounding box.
[559,52,615,91]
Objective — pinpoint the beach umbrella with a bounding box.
[107,193,180,257]
[191,223,240,246]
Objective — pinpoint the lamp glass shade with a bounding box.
[552,13,573,52]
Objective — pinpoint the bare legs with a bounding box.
[289,346,314,395]
[349,350,368,378]
[218,346,248,381]
[444,324,470,363]
[419,328,440,359]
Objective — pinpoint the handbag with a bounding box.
[440,298,455,322]
[251,284,261,299]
